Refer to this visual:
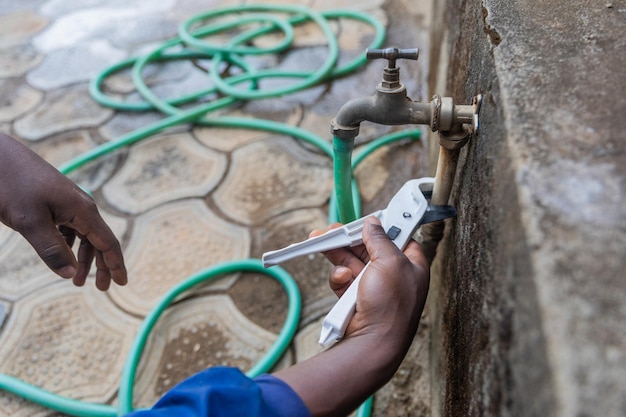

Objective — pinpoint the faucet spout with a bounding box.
[331,89,433,140]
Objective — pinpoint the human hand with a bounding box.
[312,216,429,349]
[276,217,429,416]
[0,133,127,290]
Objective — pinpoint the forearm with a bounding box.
[274,330,410,417]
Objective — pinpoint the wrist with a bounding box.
[275,327,416,417]
[344,320,417,375]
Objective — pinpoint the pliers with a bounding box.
[262,177,456,346]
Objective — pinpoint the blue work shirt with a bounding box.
[125,367,312,417]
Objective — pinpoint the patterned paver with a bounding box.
[0,284,139,416]
[0,80,43,122]
[14,84,113,141]
[0,11,48,48]
[103,132,227,214]
[0,0,431,415]
[214,137,332,225]
[108,200,250,316]
[0,45,42,79]
[132,294,291,409]
[0,234,57,301]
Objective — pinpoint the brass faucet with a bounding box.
[331,47,480,147]
[331,47,482,261]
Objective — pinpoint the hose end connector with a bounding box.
[331,118,360,140]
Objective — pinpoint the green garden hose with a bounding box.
[1,5,421,417]
[333,136,358,223]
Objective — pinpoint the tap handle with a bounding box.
[366,47,419,68]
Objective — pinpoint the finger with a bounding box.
[94,251,111,291]
[74,238,96,287]
[329,265,353,297]
[323,247,367,276]
[59,225,76,248]
[308,222,342,238]
[69,209,127,287]
[361,216,404,262]
[20,221,77,279]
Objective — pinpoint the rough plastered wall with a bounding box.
[427,1,626,416]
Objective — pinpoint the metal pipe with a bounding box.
[419,146,460,262]
[419,95,481,263]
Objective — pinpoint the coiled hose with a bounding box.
[0,4,421,417]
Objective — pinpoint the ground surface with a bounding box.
[0,0,432,415]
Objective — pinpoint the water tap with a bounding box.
[331,47,481,149]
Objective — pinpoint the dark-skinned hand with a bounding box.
[275,216,429,417]
[0,133,127,290]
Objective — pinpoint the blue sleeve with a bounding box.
[124,367,312,417]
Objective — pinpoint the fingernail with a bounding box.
[336,266,351,275]
[58,265,77,278]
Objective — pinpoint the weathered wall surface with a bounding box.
[427,1,626,416]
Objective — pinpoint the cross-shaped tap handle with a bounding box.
[366,47,419,69]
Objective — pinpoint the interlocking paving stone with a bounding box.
[293,319,324,362]
[353,138,428,214]
[167,0,241,23]
[31,130,95,168]
[39,0,169,18]
[0,235,57,302]
[103,60,194,95]
[132,295,288,408]
[227,273,289,335]
[0,79,43,123]
[0,11,48,48]
[143,67,216,108]
[26,41,126,90]
[13,84,113,141]
[337,14,388,50]
[297,109,337,144]
[107,15,178,49]
[251,208,336,324]
[98,111,167,141]
[251,18,339,50]
[249,46,330,102]
[102,132,227,214]
[214,137,332,225]
[32,1,176,52]
[192,107,303,152]
[0,224,12,252]
[240,97,307,122]
[0,284,139,415]
[108,200,250,316]
[0,0,48,15]
[0,302,7,331]
[312,0,385,11]
[0,44,43,78]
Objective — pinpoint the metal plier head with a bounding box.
[262,177,456,267]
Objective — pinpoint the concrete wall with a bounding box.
[427,1,626,416]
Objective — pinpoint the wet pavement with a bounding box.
[0,0,432,415]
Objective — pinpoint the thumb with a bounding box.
[362,216,402,262]
[21,222,78,278]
